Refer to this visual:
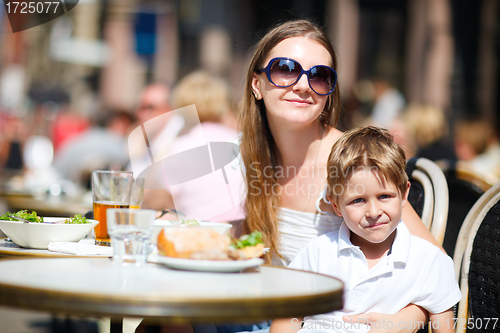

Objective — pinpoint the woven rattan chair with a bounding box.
[441,161,491,256]
[454,181,500,333]
[406,157,449,245]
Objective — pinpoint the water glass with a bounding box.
[107,208,156,266]
[92,170,133,246]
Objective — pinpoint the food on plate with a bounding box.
[64,214,90,224]
[0,210,90,224]
[157,227,264,261]
[228,231,265,260]
[157,227,231,260]
[0,210,44,223]
[179,219,201,226]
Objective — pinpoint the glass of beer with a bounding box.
[92,170,133,246]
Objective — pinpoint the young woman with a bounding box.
[238,19,438,332]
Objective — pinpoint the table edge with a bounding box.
[0,264,343,322]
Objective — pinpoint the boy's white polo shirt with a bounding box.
[289,221,461,332]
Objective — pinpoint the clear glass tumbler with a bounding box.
[106,208,156,266]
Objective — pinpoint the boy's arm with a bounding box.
[270,318,302,333]
[344,304,428,333]
[430,308,454,333]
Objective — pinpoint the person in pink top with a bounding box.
[142,71,245,222]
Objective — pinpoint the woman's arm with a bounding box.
[270,318,302,333]
[402,203,444,251]
[142,188,175,210]
[343,304,428,333]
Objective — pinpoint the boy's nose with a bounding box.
[366,201,382,218]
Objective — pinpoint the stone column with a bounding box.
[477,0,498,120]
[100,0,146,111]
[328,0,359,99]
[405,0,454,110]
[153,2,178,85]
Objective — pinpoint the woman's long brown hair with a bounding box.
[238,20,341,263]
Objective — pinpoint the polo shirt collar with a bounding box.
[388,220,411,265]
[336,220,411,265]
[338,222,357,254]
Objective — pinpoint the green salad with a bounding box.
[0,210,90,224]
[180,219,201,226]
[232,231,263,249]
[0,210,44,222]
[64,214,90,224]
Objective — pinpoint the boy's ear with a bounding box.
[326,193,342,217]
[401,181,411,207]
[326,193,332,204]
[331,201,343,217]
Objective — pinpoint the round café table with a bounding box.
[0,257,343,331]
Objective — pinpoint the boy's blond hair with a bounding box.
[326,126,408,205]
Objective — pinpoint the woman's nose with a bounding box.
[292,73,311,92]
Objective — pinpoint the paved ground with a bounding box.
[0,308,52,333]
[0,308,99,333]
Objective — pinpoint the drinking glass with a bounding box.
[92,170,133,246]
[107,208,156,266]
[130,178,145,209]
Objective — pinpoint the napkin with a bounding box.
[48,239,113,256]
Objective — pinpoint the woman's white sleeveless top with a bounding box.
[233,136,343,267]
[273,208,343,266]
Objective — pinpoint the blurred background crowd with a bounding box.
[1,0,500,198]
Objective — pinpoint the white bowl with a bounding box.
[0,218,99,249]
[151,220,232,245]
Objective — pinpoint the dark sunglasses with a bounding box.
[139,104,161,111]
[256,57,337,96]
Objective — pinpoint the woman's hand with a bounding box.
[343,305,428,333]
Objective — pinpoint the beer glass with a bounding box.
[92,170,133,246]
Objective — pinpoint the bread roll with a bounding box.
[228,243,265,260]
[157,227,230,260]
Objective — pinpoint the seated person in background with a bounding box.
[53,110,134,188]
[368,77,406,130]
[271,126,461,333]
[142,71,244,223]
[401,104,456,163]
[454,117,500,184]
[128,82,185,178]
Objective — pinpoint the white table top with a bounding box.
[0,257,343,323]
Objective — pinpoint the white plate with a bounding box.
[149,254,264,272]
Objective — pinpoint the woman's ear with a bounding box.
[251,73,262,100]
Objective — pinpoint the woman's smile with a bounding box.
[284,98,313,106]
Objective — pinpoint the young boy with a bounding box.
[271,126,461,333]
